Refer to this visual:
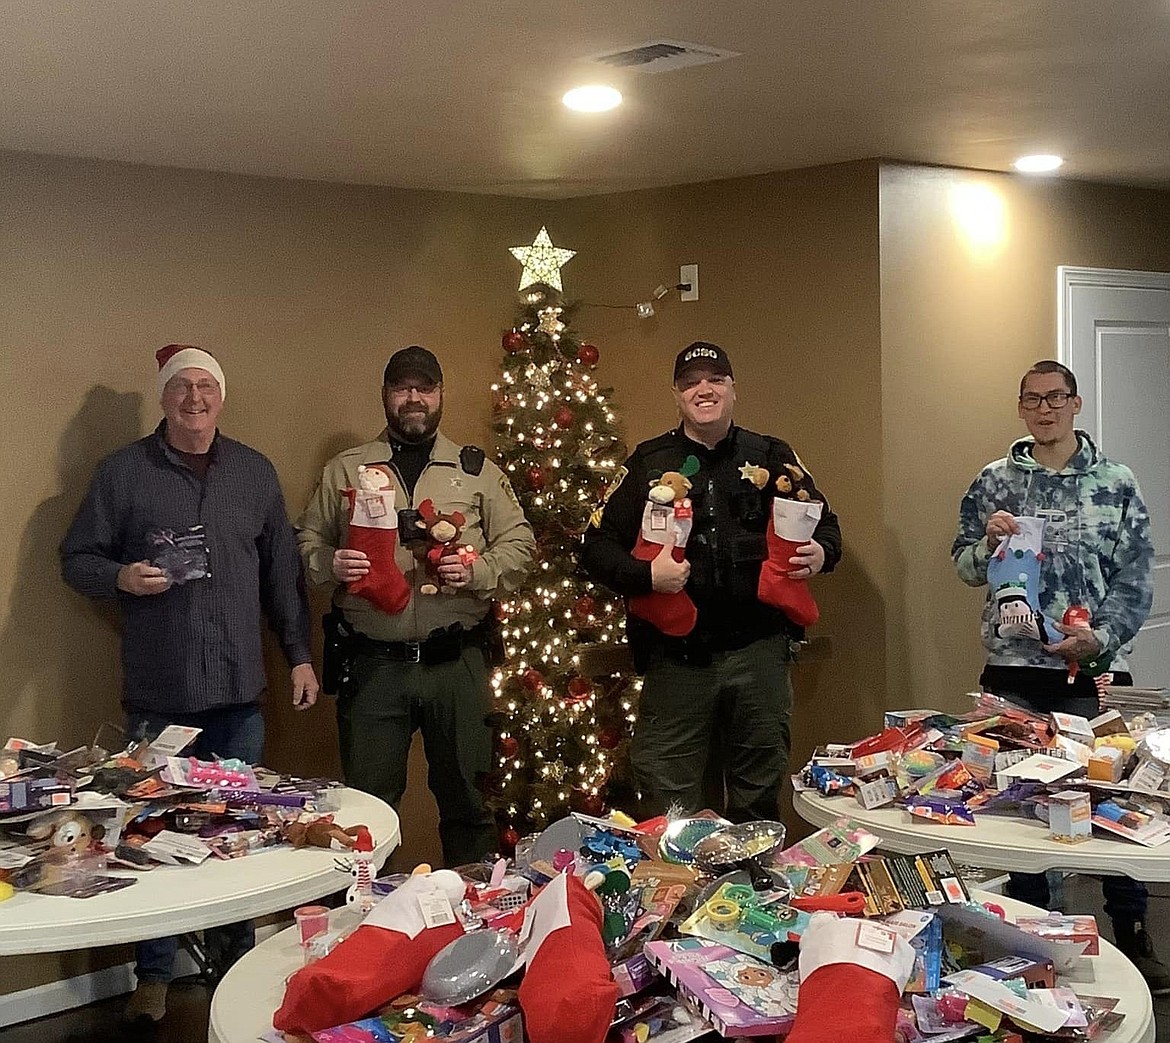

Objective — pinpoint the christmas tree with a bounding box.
[486,230,638,848]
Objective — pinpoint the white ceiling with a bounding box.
[2,0,1169,198]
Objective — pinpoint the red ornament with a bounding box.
[553,405,575,428]
[526,465,546,491]
[522,668,545,693]
[499,735,519,758]
[572,595,596,621]
[580,792,604,816]
[493,395,514,415]
[501,826,520,851]
[493,600,509,622]
[599,725,622,750]
[502,330,527,354]
[577,342,600,366]
[567,677,593,702]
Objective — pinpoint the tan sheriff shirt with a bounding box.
[296,430,535,642]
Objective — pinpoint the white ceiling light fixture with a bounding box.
[562,85,623,113]
[1013,154,1064,174]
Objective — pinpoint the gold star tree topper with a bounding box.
[510,227,576,292]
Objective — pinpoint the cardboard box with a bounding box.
[1048,790,1092,843]
[971,955,1056,989]
[856,776,899,809]
[1050,712,1095,747]
[1014,913,1099,956]
[1128,756,1168,792]
[853,751,891,778]
[0,779,72,814]
[961,734,999,783]
[1089,710,1129,738]
[1087,745,1126,783]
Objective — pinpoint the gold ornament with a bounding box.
[537,306,565,335]
[510,227,576,292]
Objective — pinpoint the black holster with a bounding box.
[321,607,354,695]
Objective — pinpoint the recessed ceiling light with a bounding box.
[562,85,622,113]
[1013,154,1064,174]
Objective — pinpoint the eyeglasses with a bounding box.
[387,381,440,397]
[1019,390,1073,410]
[675,374,731,392]
[164,379,221,397]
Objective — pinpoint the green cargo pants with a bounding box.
[337,645,495,866]
[632,633,793,822]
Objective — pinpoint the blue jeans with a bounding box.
[985,670,1149,926]
[129,704,264,984]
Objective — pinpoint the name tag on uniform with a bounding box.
[650,507,669,531]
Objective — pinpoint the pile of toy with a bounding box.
[268,805,1124,1043]
[0,726,366,902]
[796,690,1170,847]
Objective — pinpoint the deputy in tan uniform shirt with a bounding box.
[297,346,534,864]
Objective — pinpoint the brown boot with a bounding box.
[124,980,168,1022]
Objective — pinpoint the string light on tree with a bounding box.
[486,252,638,838]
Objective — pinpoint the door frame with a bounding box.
[1057,265,1170,364]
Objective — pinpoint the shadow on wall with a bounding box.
[261,428,362,780]
[0,387,142,745]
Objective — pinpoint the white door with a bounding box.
[1059,266,1170,689]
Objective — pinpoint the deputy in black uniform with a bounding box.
[581,342,841,822]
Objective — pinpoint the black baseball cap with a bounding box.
[673,341,733,383]
[383,346,443,386]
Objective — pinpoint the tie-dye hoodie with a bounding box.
[952,431,1153,672]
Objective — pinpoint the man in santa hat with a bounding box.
[61,344,319,1023]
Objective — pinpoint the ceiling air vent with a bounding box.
[589,40,741,74]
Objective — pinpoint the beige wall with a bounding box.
[0,149,548,989]
[4,146,1169,998]
[553,161,886,839]
[879,162,1170,712]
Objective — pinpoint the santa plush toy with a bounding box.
[340,463,411,615]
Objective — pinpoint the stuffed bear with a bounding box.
[627,458,700,637]
[411,499,479,595]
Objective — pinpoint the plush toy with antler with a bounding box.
[628,455,700,637]
[756,461,825,627]
[410,499,479,595]
[282,816,365,850]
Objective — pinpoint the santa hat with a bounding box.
[156,344,226,400]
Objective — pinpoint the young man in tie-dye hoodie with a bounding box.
[953,360,1163,992]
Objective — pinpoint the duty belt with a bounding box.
[350,622,484,665]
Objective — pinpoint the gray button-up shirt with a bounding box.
[61,423,312,714]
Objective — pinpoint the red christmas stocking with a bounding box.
[758,497,823,627]
[518,873,620,1043]
[343,467,410,615]
[785,913,916,1043]
[628,500,697,637]
[273,871,465,1035]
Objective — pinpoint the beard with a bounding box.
[386,399,442,443]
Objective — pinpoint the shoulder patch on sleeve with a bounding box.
[589,465,628,528]
[499,472,522,508]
